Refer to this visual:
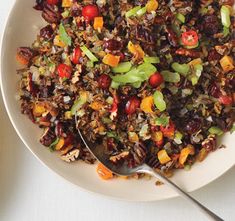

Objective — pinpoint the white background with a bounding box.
[0,1,235,221]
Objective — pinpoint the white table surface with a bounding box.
[0,1,235,221]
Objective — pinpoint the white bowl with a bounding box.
[1,0,234,201]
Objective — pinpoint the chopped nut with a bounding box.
[61,149,80,163]
[214,102,222,114]
[110,151,129,163]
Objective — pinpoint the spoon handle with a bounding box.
[139,164,224,221]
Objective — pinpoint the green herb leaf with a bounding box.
[49,137,60,152]
[161,70,181,83]
[209,127,224,136]
[59,24,71,46]
[155,116,169,126]
[107,131,119,141]
[153,91,166,112]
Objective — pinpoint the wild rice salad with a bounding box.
[16,0,234,180]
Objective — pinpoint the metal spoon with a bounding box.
[78,129,224,221]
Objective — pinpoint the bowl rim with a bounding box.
[0,0,234,202]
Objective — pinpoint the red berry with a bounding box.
[117,52,125,62]
[98,74,111,89]
[82,5,99,21]
[149,72,164,88]
[125,96,140,115]
[71,46,82,65]
[47,0,59,5]
[57,64,72,78]
[110,95,119,113]
[219,95,233,105]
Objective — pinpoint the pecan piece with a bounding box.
[175,48,201,58]
[40,127,56,147]
[42,3,61,24]
[202,134,217,152]
[166,27,178,47]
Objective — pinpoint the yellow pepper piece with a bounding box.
[197,148,208,162]
[90,101,103,111]
[140,96,154,113]
[55,138,65,151]
[146,0,159,13]
[33,103,46,117]
[94,17,104,31]
[188,58,202,66]
[62,0,73,7]
[54,35,66,48]
[152,131,163,142]
[128,41,145,60]
[220,55,234,72]
[158,149,171,164]
[102,54,120,67]
[128,132,139,143]
[179,145,195,165]
[64,111,72,120]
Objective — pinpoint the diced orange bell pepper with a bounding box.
[102,54,120,67]
[188,58,202,66]
[140,96,154,113]
[220,55,234,72]
[160,121,175,138]
[97,163,114,180]
[62,0,73,7]
[146,0,159,13]
[16,54,29,65]
[157,149,171,164]
[94,17,104,31]
[55,138,65,151]
[127,41,145,60]
[54,35,66,48]
[128,132,139,143]
[197,148,208,162]
[179,145,195,165]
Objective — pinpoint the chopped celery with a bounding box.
[137,7,147,17]
[125,6,141,18]
[110,80,121,89]
[155,116,169,126]
[209,127,224,136]
[112,62,132,73]
[221,5,231,28]
[171,62,190,76]
[143,56,160,64]
[161,70,181,83]
[153,91,166,112]
[176,13,185,23]
[80,45,98,62]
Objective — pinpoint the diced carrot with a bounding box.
[93,17,104,30]
[16,53,28,65]
[157,149,171,164]
[102,54,120,67]
[220,55,234,72]
[89,101,103,111]
[96,163,113,180]
[146,0,159,13]
[179,145,195,165]
[140,96,154,113]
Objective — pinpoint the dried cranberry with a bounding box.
[57,64,72,78]
[47,0,59,5]
[98,74,111,89]
[125,96,140,115]
[219,95,233,105]
[104,39,122,51]
[71,3,81,17]
[106,138,116,151]
[64,134,74,147]
[40,127,56,147]
[207,49,221,62]
[40,25,54,40]
[82,5,99,21]
[136,25,154,44]
[166,27,178,47]
[71,46,82,64]
[149,72,164,88]
[34,0,44,10]
[116,52,125,61]
[209,83,221,98]
[185,118,202,134]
